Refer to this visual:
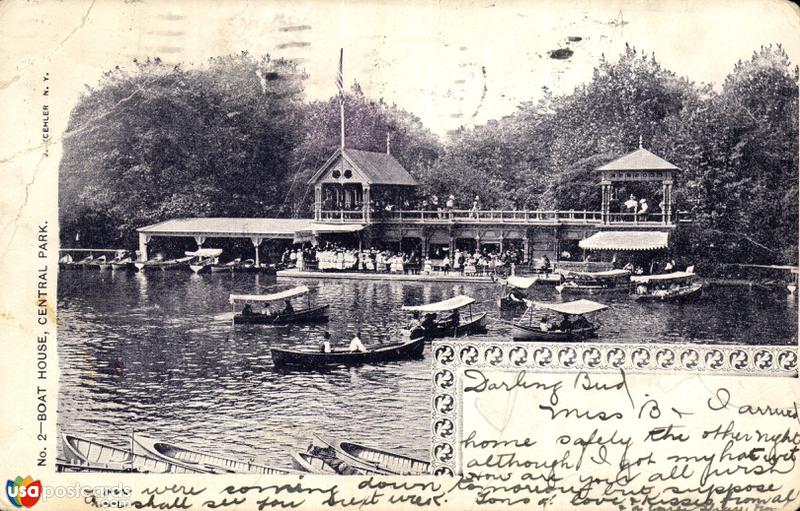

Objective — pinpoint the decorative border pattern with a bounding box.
[429,341,798,476]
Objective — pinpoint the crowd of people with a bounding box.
[322,192,486,217]
[609,193,666,221]
[281,242,526,276]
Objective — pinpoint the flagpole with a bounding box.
[340,97,345,150]
[339,48,345,150]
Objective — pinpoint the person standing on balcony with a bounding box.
[624,194,638,214]
[471,196,480,218]
[638,199,649,220]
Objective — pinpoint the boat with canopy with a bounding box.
[631,268,703,301]
[511,299,608,341]
[556,269,631,294]
[498,276,537,309]
[230,286,329,324]
[402,295,487,339]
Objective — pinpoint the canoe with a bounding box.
[61,433,196,474]
[315,436,430,475]
[290,449,376,475]
[271,337,425,368]
[234,305,329,325]
[410,312,488,340]
[634,282,704,302]
[132,435,299,475]
[511,322,598,342]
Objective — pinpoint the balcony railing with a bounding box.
[316,208,691,225]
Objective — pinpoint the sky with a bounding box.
[2,0,799,142]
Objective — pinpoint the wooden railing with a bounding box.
[316,209,691,226]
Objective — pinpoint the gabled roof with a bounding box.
[308,148,418,186]
[596,148,679,172]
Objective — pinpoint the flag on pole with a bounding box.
[336,48,344,98]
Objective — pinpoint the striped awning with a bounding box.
[579,231,669,251]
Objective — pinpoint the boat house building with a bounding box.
[137,144,688,264]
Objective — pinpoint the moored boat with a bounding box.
[231,286,329,325]
[110,256,134,271]
[315,436,430,475]
[61,433,195,474]
[511,299,608,342]
[132,434,299,475]
[187,248,223,273]
[631,269,704,302]
[86,255,108,270]
[402,295,487,339]
[556,269,631,294]
[271,336,425,368]
[209,258,241,273]
[290,448,376,475]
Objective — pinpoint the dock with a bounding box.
[276,268,496,284]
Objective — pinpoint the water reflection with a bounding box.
[57,271,796,468]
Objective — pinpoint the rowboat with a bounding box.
[60,433,197,474]
[290,448,377,475]
[98,251,131,271]
[402,295,487,339]
[135,255,194,271]
[209,258,241,273]
[315,435,430,475]
[110,256,134,271]
[187,248,223,273]
[86,255,108,269]
[59,254,94,270]
[631,269,704,302]
[556,269,631,294]
[56,458,138,473]
[231,286,329,325]
[511,299,608,342]
[271,337,425,368]
[132,434,299,475]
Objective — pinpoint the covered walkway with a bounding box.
[137,218,363,264]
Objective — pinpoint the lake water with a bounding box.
[57,270,797,470]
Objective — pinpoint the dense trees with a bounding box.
[59,46,798,265]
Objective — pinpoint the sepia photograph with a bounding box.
[34,0,798,489]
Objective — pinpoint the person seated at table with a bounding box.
[282,299,294,314]
[557,315,572,332]
[349,332,367,352]
[242,303,253,316]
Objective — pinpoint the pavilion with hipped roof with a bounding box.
[597,143,680,226]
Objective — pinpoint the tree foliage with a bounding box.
[60,46,798,265]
